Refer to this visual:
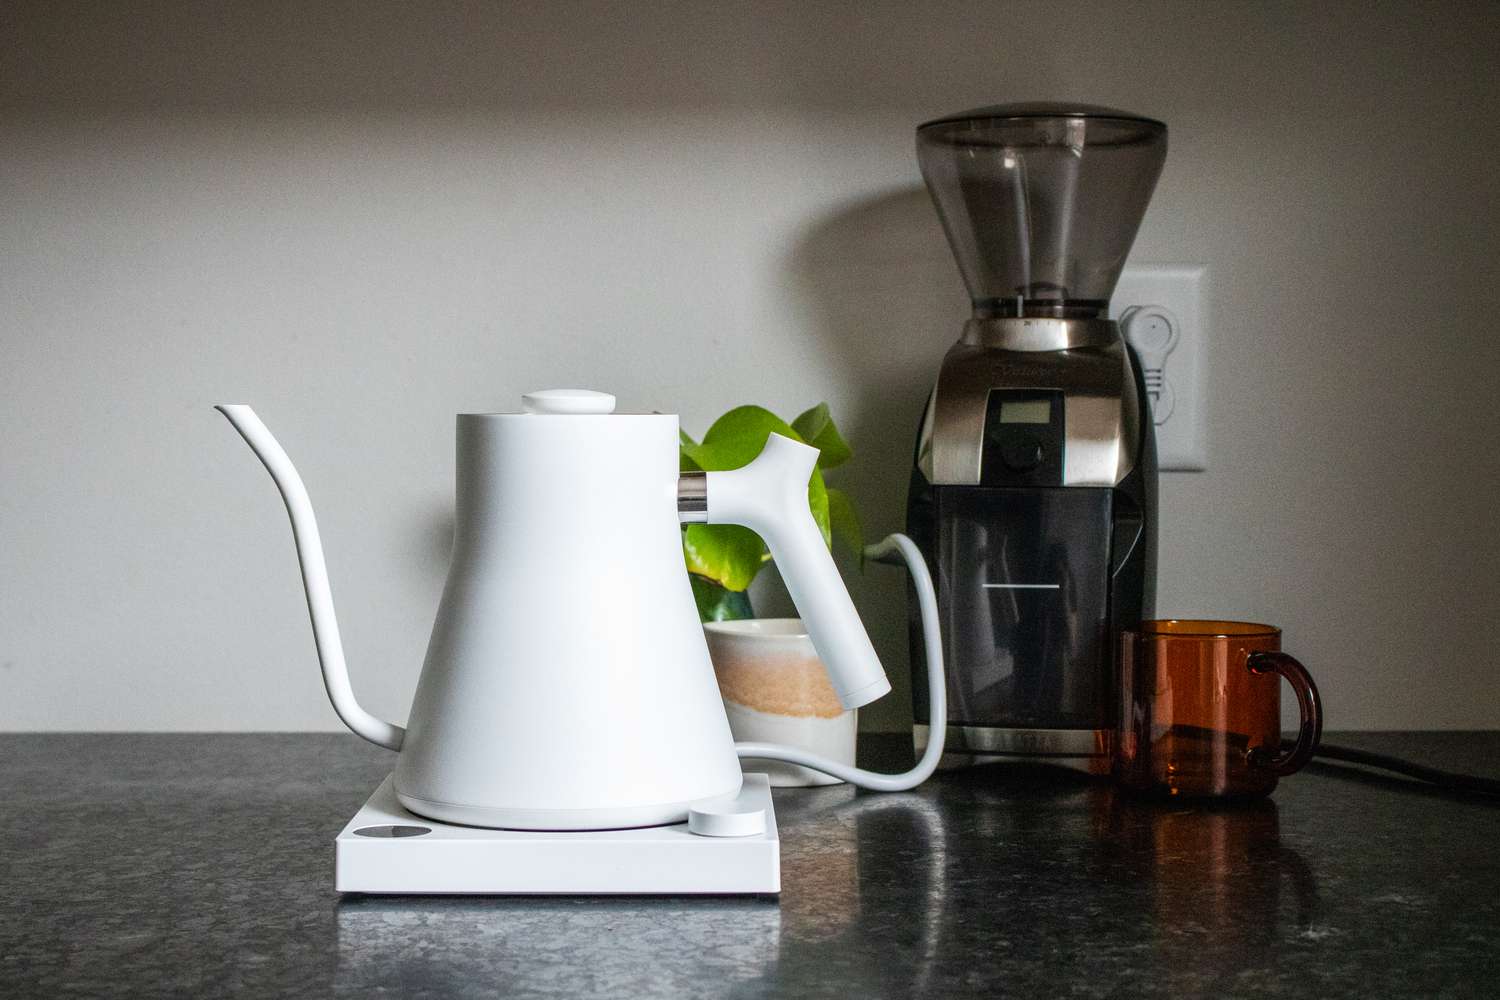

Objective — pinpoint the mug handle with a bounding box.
[1246,651,1323,775]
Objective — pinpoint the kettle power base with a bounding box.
[335,774,780,895]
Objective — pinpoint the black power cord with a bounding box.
[1291,741,1500,798]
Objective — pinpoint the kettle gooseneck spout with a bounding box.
[215,405,406,751]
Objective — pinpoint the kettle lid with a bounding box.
[519,389,617,415]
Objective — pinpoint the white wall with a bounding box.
[3,1,1497,733]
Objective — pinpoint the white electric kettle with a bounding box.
[217,389,945,830]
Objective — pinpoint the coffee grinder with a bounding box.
[907,104,1166,772]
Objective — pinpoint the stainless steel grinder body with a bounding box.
[907,317,1156,771]
[906,103,1166,772]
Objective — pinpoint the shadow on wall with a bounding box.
[0,1,1056,113]
[779,186,966,732]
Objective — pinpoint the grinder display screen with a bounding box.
[983,390,1064,487]
[998,399,1051,424]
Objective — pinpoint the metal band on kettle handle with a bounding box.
[677,472,708,516]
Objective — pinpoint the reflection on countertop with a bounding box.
[2,733,1497,998]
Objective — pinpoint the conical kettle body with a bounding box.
[393,411,743,828]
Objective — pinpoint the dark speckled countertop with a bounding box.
[2,732,1497,998]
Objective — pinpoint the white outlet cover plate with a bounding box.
[335,774,781,895]
[1112,264,1208,471]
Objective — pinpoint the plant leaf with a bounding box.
[682,524,768,592]
[826,486,863,565]
[792,402,853,470]
[807,467,832,549]
[697,405,833,547]
[695,406,802,469]
[679,404,842,586]
[689,574,755,622]
[679,429,705,473]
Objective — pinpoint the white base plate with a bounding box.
[335,774,780,895]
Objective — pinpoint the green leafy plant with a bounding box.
[680,403,862,621]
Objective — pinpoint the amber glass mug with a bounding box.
[1115,620,1323,799]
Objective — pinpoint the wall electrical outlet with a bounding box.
[1112,264,1207,471]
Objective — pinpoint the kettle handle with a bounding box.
[704,434,892,710]
[734,532,948,791]
[215,405,406,752]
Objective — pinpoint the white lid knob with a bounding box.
[520,389,617,415]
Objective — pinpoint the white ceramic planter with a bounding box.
[703,618,858,787]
